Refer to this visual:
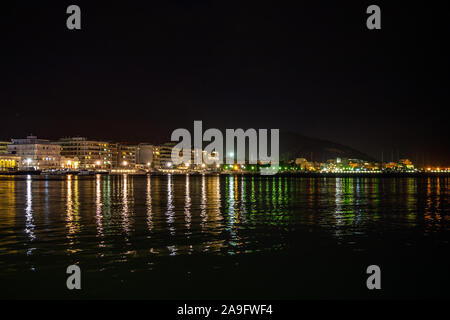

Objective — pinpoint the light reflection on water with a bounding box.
[0,175,448,274]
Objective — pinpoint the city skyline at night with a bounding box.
[1,132,449,174]
[3,2,449,166]
[1,1,449,305]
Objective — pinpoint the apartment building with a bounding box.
[7,136,61,170]
[56,137,112,169]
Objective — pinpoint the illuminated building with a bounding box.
[0,154,21,171]
[384,162,396,169]
[155,143,221,171]
[0,141,12,154]
[60,157,80,170]
[202,150,220,170]
[295,158,315,170]
[7,136,62,170]
[398,159,414,170]
[56,137,112,169]
[110,143,137,168]
[152,146,161,169]
[158,142,176,169]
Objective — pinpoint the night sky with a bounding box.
[2,1,449,165]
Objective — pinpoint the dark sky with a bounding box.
[2,1,449,165]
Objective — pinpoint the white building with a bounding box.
[7,136,62,170]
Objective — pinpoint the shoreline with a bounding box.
[1,171,449,178]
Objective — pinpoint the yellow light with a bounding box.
[122,161,128,166]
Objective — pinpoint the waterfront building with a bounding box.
[60,157,80,170]
[385,162,397,169]
[382,159,415,171]
[365,162,381,171]
[178,148,221,171]
[0,141,12,154]
[158,142,176,169]
[0,154,21,172]
[156,144,221,171]
[348,159,364,169]
[56,137,112,169]
[152,146,161,169]
[136,143,154,168]
[337,158,350,167]
[7,136,61,170]
[202,150,220,168]
[398,159,414,170]
[295,158,315,170]
[111,143,137,169]
[295,158,307,166]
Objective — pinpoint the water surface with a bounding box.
[0,175,448,298]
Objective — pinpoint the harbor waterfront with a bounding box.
[2,136,448,176]
[1,174,449,299]
[1,170,450,178]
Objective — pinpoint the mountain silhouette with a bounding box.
[279,131,376,163]
[156,129,376,163]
